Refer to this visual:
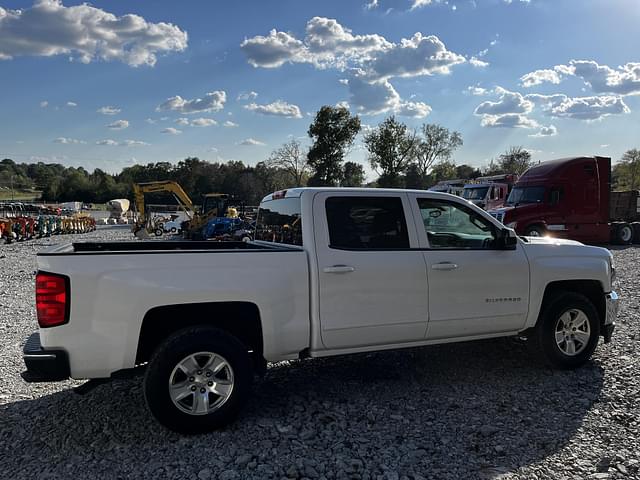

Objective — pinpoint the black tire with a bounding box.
[528,292,600,369]
[154,228,163,237]
[524,225,546,237]
[144,326,252,434]
[612,222,633,245]
[631,222,640,244]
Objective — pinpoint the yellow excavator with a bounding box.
[132,181,236,239]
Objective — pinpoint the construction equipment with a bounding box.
[107,199,130,224]
[131,181,234,239]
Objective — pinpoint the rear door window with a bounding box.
[326,196,409,249]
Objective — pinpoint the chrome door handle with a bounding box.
[431,262,458,271]
[323,265,356,274]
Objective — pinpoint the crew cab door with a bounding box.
[408,194,529,340]
[313,192,429,350]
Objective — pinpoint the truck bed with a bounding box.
[38,240,298,255]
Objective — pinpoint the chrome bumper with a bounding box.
[603,291,618,343]
[605,291,619,325]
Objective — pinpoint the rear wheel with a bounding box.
[612,222,633,245]
[528,292,600,369]
[144,326,252,434]
[524,225,546,237]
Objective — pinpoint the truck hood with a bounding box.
[521,236,583,247]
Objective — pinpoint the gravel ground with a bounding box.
[1,227,639,480]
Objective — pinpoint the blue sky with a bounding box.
[1,0,639,179]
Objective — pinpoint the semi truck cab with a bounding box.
[489,156,640,244]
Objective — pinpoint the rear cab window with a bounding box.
[255,197,302,246]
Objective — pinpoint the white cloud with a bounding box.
[145,118,156,124]
[520,69,562,87]
[241,17,464,81]
[175,117,190,126]
[223,120,239,127]
[96,139,118,146]
[365,0,379,9]
[190,117,217,127]
[66,101,77,107]
[304,16,391,68]
[157,91,226,114]
[469,56,489,68]
[245,100,303,118]
[240,29,308,68]
[0,0,187,67]
[521,60,640,96]
[54,137,85,144]
[162,127,182,135]
[396,101,431,118]
[236,91,258,101]
[567,60,640,96]
[524,93,568,110]
[550,95,630,120]
[480,113,539,129]
[97,106,121,115]
[107,119,129,130]
[40,100,48,108]
[347,76,431,118]
[466,85,488,96]
[362,32,465,81]
[335,100,351,109]
[529,125,558,137]
[122,139,150,146]
[239,138,266,146]
[96,139,149,146]
[410,0,436,10]
[474,87,533,115]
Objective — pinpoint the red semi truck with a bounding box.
[488,156,640,245]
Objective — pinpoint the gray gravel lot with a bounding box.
[1,227,639,480]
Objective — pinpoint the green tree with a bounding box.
[307,106,361,186]
[412,124,463,185]
[456,164,481,179]
[365,116,417,188]
[431,160,458,183]
[613,148,640,190]
[497,146,533,175]
[342,161,366,187]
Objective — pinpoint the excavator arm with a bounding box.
[132,181,195,237]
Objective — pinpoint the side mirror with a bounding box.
[496,228,518,250]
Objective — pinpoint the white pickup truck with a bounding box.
[24,188,618,433]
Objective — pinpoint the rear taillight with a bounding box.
[36,272,69,328]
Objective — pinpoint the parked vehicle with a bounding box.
[23,187,618,433]
[428,179,466,196]
[489,156,640,244]
[462,174,518,210]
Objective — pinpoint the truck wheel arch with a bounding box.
[537,280,606,331]
[136,302,264,370]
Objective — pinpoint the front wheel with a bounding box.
[528,292,600,369]
[524,225,546,237]
[144,326,252,434]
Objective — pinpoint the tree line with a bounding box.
[1,105,639,205]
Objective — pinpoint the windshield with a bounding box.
[506,186,546,206]
[462,187,489,201]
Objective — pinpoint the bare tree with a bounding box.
[413,124,463,180]
[266,139,310,187]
